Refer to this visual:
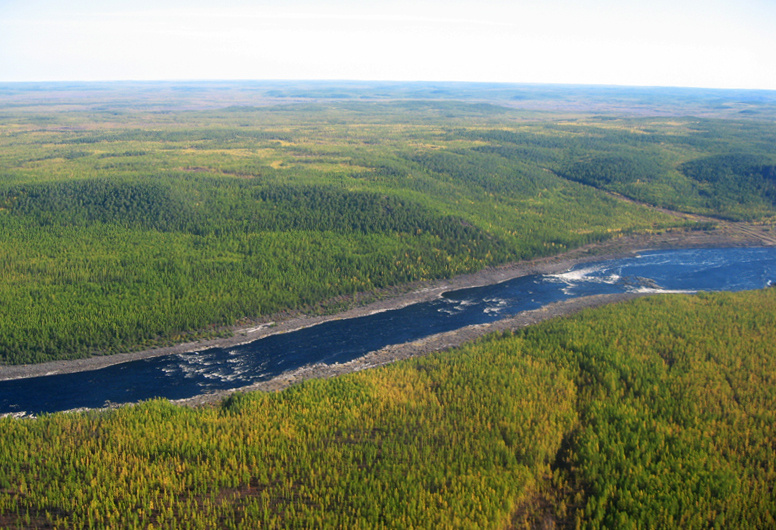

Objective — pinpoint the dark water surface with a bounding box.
[3,247,776,416]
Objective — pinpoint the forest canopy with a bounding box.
[1,288,774,527]
[1,84,776,363]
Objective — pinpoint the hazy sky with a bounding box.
[1,0,775,89]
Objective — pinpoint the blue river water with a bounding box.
[2,247,775,416]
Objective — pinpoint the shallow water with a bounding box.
[2,247,775,416]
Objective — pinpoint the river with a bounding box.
[2,247,775,416]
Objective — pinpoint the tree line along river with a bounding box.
[2,247,775,416]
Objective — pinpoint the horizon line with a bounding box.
[1,78,776,93]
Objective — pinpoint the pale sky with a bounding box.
[1,0,775,89]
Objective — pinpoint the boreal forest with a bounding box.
[1,82,775,365]
[1,81,775,528]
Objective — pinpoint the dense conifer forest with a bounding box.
[1,83,775,364]
[1,288,774,527]
[2,82,776,527]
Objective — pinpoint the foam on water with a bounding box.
[4,247,776,416]
[547,265,621,284]
[483,297,508,315]
[549,265,606,283]
[547,264,623,294]
[631,287,697,294]
[437,298,476,314]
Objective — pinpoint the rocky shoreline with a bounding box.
[1,223,774,407]
[174,291,650,408]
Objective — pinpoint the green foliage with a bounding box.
[3,91,776,364]
[0,331,577,528]
[560,155,664,187]
[676,154,776,218]
[1,178,196,231]
[0,100,693,364]
[2,81,775,527]
[2,289,775,527]
[522,289,776,528]
[252,186,496,245]
[550,119,776,219]
[679,153,776,184]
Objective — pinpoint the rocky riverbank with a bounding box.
[1,223,773,394]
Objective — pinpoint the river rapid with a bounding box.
[2,247,775,416]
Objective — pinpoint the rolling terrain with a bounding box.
[1,82,775,365]
[1,82,775,528]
